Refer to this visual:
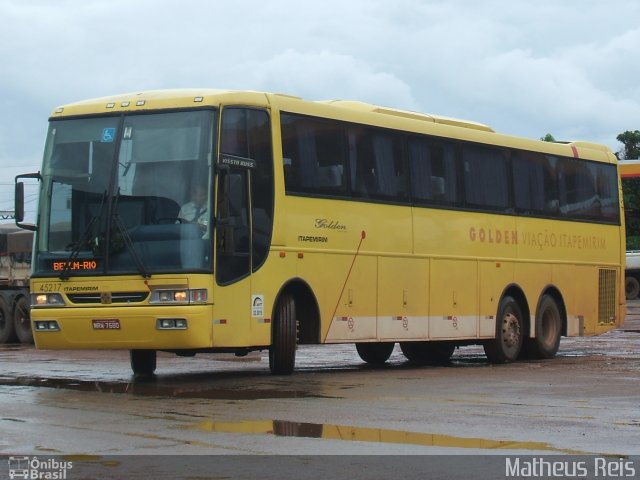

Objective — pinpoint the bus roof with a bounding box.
[49,88,615,163]
[50,89,493,132]
[318,100,495,132]
[619,159,640,178]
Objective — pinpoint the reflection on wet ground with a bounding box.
[184,418,589,454]
[1,326,639,457]
[0,374,336,400]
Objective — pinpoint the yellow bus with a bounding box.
[15,89,625,376]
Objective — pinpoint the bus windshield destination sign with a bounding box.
[52,260,98,272]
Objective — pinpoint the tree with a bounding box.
[617,130,640,160]
[540,133,556,142]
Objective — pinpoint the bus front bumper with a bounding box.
[31,305,214,350]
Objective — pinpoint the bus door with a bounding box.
[212,107,274,348]
[217,163,253,267]
[214,158,253,346]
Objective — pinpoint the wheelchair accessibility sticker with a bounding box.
[101,127,116,143]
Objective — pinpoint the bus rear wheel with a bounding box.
[400,341,455,364]
[484,295,523,364]
[130,350,157,376]
[14,296,33,344]
[269,294,297,375]
[0,296,16,344]
[355,342,394,365]
[522,295,562,359]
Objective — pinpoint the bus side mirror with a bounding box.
[15,172,41,231]
[15,182,25,222]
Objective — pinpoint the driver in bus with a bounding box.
[178,183,209,237]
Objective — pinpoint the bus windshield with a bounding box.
[33,109,216,277]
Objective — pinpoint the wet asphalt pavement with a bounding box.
[0,304,639,466]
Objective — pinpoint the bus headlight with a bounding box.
[31,293,66,307]
[150,289,208,304]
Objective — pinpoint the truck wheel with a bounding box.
[130,350,156,376]
[625,276,640,300]
[0,296,16,344]
[14,296,33,344]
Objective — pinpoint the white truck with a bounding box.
[0,224,32,343]
[626,251,640,299]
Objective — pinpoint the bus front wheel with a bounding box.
[269,294,297,375]
[130,350,157,376]
[484,296,523,364]
[356,342,394,365]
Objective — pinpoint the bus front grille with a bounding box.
[67,292,149,304]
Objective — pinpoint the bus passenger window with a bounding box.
[558,158,597,219]
[408,138,457,206]
[595,164,619,222]
[281,113,347,196]
[463,145,509,211]
[350,129,406,201]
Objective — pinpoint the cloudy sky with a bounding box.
[1,0,639,217]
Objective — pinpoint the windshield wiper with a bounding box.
[60,191,107,280]
[111,189,151,278]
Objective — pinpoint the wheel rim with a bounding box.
[502,311,521,350]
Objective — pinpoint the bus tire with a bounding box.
[269,294,297,375]
[13,296,33,344]
[0,296,16,344]
[522,295,562,359]
[355,342,394,365]
[483,295,523,364]
[625,276,640,300]
[400,341,455,364]
[130,350,156,376]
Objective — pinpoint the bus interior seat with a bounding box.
[431,176,446,199]
[318,165,343,187]
[145,196,180,224]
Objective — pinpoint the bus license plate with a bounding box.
[92,319,121,330]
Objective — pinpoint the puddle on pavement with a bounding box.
[0,344,25,351]
[185,419,587,454]
[0,376,333,400]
